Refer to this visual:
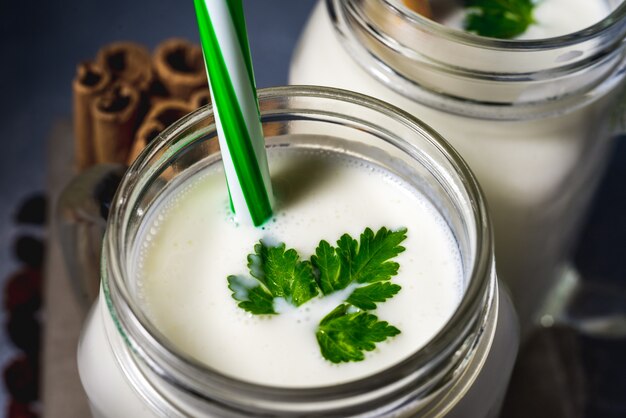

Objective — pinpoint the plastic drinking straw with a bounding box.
[193,0,274,226]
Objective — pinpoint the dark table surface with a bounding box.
[0,0,625,416]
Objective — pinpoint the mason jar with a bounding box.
[289,0,626,331]
[72,87,518,417]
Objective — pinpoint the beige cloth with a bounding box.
[43,120,91,417]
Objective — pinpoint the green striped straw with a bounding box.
[193,0,274,226]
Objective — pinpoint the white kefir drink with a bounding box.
[137,147,462,387]
[77,88,518,417]
[441,0,610,39]
[289,0,626,329]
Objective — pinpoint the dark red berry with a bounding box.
[14,193,47,226]
[14,237,44,269]
[7,311,41,356]
[8,400,38,418]
[4,356,39,403]
[4,269,42,313]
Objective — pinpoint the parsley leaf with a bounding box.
[311,240,344,295]
[347,282,402,310]
[247,241,319,306]
[316,304,401,363]
[311,227,407,295]
[228,227,407,364]
[228,241,318,312]
[227,275,276,315]
[464,0,535,39]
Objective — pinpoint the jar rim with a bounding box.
[331,0,626,119]
[103,86,494,407]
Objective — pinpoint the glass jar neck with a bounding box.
[330,0,626,119]
[102,86,496,416]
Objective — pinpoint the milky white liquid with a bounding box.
[289,0,622,330]
[441,0,609,39]
[135,147,463,387]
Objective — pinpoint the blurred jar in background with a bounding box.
[289,0,626,332]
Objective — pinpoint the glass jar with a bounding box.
[289,0,626,331]
[75,87,518,417]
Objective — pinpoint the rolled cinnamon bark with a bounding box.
[189,88,211,109]
[92,83,140,164]
[97,42,155,128]
[72,62,111,170]
[96,42,153,92]
[144,98,192,127]
[127,99,192,165]
[153,38,207,101]
[403,0,432,18]
[127,119,165,165]
[146,78,170,107]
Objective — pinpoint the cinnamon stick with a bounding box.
[92,83,140,164]
[189,89,211,109]
[96,42,153,92]
[143,98,192,127]
[127,119,165,165]
[403,0,433,18]
[127,99,192,165]
[72,62,111,170]
[153,38,207,101]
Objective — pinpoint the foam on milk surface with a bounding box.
[135,147,463,388]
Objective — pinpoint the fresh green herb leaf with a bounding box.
[228,227,407,364]
[347,282,402,310]
[316,304,401,363]
[464,0,535,39]
[247,241,318,307]
[311,240,344,295]
[227,275,276,315]
[311,227,407,295]
[348,227,407,284]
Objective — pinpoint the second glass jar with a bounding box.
[290,0,626,330]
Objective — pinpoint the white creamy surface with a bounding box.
[136,148,463,387]
[441,0,611,39]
